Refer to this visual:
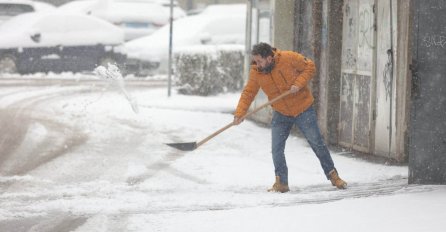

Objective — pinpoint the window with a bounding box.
[0,4,34,16]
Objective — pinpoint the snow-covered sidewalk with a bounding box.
[0,82,445,232]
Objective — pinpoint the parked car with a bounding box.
[0,12,126,74]
[58,0,186,41]
[124,4,246,76]
[0,0,55,25]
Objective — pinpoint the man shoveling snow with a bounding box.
[233,43,347,192]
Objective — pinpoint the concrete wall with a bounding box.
[271,0,295,51]
[249,0,295,123]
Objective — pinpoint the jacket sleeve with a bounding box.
[234,70,260,118]
[291,52,316,89]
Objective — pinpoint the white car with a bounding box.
[0,12,126,74]
[0,0,55,25]
[124,4,246,76]
[58,0,186,41]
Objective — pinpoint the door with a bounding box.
[409,0,446,184]
[339,0,375,153]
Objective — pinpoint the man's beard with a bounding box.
[258,60,275,74]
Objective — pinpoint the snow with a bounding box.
[94,64,139,113]
[1,73,446,231]
[124,4,246,65]
[58,0,186,40]
[1,1,444,230]
[32,1,56,12]
[131,191,446,232]
[0,12,124,48]
[200,3,246,15]
[59,0,185,24]
[59,0,168,25]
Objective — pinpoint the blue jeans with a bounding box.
[271,106,335,184]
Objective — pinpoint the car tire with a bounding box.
[0,55,18,74]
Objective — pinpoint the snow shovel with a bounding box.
[166,90,293,151]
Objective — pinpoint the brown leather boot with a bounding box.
[268,176,290,193]
[329,169,347,189]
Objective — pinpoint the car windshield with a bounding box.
[0,4,34,16]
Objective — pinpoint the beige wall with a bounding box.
[271,0,295,50]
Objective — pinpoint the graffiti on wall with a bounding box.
[382,49,393,101]
[345,49,356,68]
[357,2,375,72]
[359,5,374,49]
[339,73,354,145]
[422,34,446,48]
[345,3,355,36]
[340,0,374,152]
[343,1,357,70]
[354,75,371,148]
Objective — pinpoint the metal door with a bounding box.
[409,0,446,184]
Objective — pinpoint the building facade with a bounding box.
[250,0,445,184]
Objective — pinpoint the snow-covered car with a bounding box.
[0,12,126,74]
[0,0,55,25]
[124,4,246,76]
[58,0,186,41]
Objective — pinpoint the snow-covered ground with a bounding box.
[0,75,445,232]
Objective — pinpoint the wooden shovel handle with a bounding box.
[196,122,235,147]
[240,90,293,120]
[196,90,293,148]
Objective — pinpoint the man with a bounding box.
[233,42,347,193]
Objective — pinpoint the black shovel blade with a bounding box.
[166,142,197,151]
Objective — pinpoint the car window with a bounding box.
[0,4,34,16]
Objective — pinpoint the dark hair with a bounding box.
[251,42,274,58]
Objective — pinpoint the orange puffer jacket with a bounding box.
[235,49,316,118]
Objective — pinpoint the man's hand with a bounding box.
[233,116,244,125]
[290,85,300,94]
